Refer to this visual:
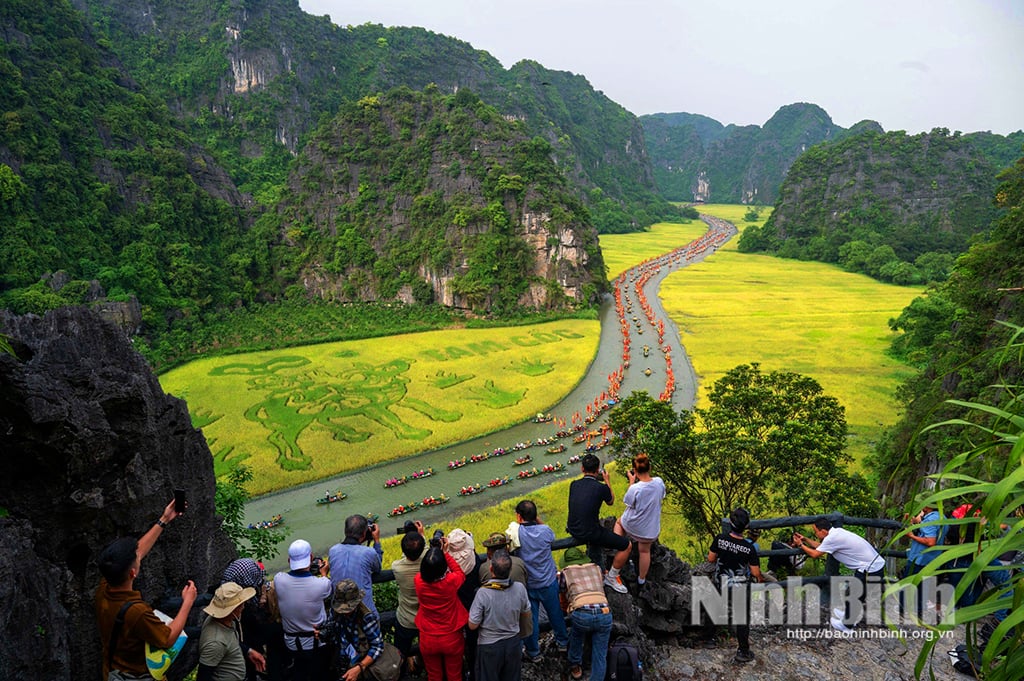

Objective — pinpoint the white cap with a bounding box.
[288,539,312,570]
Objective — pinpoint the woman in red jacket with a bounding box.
[414,534,468,681]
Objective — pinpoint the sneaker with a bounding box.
[522,652,543,664]
[829,616,852,633]
[604,572,628,594]
[733,649,755,664]
[569,664,584,680]
[557,643,568,654]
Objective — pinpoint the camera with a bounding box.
[310,556,324,575]
[396,519,417,535]
[430,528,444,548]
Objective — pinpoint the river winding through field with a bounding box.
[246,215,737,569]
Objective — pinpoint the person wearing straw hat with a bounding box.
[197,582,266,681]
[321,580,386,681]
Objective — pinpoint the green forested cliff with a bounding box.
[641,103,878,203]
[871,154,1024,500]
[261,87,606,313]
[738,128,1024,285]
[0,0,249,326]
[76,0,678,232]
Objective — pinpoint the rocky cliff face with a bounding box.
[0,307,235,681]
[272,87,606,313]
[642,103,856,204]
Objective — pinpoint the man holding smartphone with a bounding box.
[566,455,631,592]
[96,497,197,679]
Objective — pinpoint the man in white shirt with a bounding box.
[794,518,884,631]
[275,539,333,680]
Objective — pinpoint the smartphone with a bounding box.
[174,488,186,513]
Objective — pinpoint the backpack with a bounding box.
[605,640,642,681]
[947,643,981,678]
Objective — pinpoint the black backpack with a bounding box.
[606,640,642,681]
[948,643,982,678]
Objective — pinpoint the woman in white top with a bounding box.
[613,453,666,585]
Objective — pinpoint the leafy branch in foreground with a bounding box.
[895,322,1023,680]
[214,465,287,563]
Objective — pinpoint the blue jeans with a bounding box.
[525,579,569,657]
[568,606,612,681]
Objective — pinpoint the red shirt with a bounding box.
[414,552,469,635]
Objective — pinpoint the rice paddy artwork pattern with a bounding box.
[218,357,462,471]
[159,321,599,494]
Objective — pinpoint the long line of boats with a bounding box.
[250,410,615,528]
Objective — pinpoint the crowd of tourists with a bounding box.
[95,452,1018,680]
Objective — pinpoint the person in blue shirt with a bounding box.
[514,500,570,662]
[328,515,383,616]
[902,500,944,619]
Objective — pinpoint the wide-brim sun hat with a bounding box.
[204,581,257,618]
[447,528,476,575]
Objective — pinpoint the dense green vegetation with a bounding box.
[739,128,1024,285]
[870,154,1024,498]
[261,86,606,314]
[78,0,680,233]
[608,369,877,537]
[0,0,250,328]
[642,103,876,203]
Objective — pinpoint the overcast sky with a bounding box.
[298,0,1023,135]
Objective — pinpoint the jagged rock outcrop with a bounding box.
[0,307,236,681]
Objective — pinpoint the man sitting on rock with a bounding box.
[566,454,631,591]
[95,497,197,680]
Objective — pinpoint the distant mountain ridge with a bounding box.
[77,0,678,232]
[641,103,885,204]
[737,127,1024,284]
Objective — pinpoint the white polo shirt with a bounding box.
[816,527,885,573]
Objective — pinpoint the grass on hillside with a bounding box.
[662,204,922,464]
[160,320,599,495]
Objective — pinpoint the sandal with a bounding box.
[570,664,584,680]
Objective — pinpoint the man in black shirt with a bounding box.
[706,507,762,664]
[566,454,631,592]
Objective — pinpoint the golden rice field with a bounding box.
[160,321,598,496]
[660,204,923,464]
[600,221,710,280]
[415,204,923,557]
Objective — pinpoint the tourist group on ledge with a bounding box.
[96,452,1017,681]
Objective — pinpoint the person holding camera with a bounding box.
[391,521,426,673]
[328,515,383,616]
[274,539,333,681]
[566,454,631,591]
[613,453,666,587]
[415,530,469,681]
